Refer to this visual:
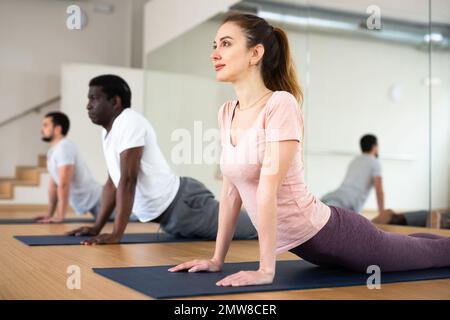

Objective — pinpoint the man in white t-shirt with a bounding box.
[36,112,102,223]
[67,74,257,244]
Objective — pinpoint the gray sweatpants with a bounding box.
[158,177,258,240]
[403,210,430,227]
[402,210,450,227]
[88,198,139,222]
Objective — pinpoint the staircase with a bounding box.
[0,155,47,200]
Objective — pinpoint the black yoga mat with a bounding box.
[0,218,96,225]
[14,233,211,246]
[93,260,450,299]
[0,218,143,225]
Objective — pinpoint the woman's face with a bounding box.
[211,22,255,82]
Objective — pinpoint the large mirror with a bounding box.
[143,0,449,229]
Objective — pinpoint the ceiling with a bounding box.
[263,0,450,24]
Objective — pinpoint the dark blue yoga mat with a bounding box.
[0,218,96,225]
[93,260,450,299]
[14,233,210,246]
[0,218,142,225]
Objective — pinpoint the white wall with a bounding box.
[145,19,222,78]
[144,0,239,54]
[0,0,137,123]
[144,70,234,196]
[0,0,146,202]
[61,64,145,184]
[130,0,150,68]
[0,0,147,177]
[144,16,450,211]
[0,103,58,177]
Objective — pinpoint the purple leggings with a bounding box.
[289,206,450,273]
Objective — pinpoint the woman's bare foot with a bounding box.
[372,209,395,224]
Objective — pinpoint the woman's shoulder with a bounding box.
[271,90,298,105]
[266,91,300,115]
[219,99,237,113]
[218,99,237,125]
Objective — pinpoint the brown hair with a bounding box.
[223,12,303,105]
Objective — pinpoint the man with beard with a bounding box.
[321,134,385,216]
[37,112,103,223]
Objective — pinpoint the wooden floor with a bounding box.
[1,208,449,300]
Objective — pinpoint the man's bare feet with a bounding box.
[372,209,395,224]
[426,211,442,229]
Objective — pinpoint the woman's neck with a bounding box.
[233,71,271,108]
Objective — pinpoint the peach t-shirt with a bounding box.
[219,91,331,254]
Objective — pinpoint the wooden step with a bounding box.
[0,168,45,199]
[38,154,47,168]
[0,155,48,201]
[15,166,42,186]
[13,180,42,187]
[0,181,14,199]
[0,178,41,187]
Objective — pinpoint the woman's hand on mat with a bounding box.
[168,259,223,273]
[216,269,274,287]
[80,233,121,245]
[66,226,100,237]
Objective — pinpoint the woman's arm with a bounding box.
[216,140,298,286]
[169,176,243,273]
[257,140,298,274]
[212,176,244,266]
